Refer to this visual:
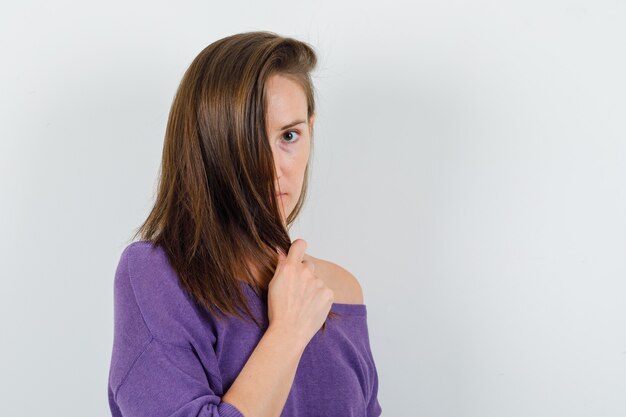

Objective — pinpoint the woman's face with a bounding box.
[264,73,315,222]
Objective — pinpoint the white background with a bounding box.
[1,1,625,416]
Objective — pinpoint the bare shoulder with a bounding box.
[304,253,364,305]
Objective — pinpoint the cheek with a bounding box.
[280,144,309,170]
[295,140,310,165]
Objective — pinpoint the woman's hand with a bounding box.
[267,239,335,347]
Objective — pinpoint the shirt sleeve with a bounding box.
[364,319,382,417]
[107,244,245,417]
[366,365,382,417]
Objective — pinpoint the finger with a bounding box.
[286,238,307,265]
[301,258,315,273]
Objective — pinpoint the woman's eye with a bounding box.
[281,130,300,143]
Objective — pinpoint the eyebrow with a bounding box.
[278,119,307,131]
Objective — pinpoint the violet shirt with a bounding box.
[107,240,382,417]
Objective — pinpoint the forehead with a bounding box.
[264,73,308,131]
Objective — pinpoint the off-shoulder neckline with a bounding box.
[242,281,367,316]
[331,302,367,316]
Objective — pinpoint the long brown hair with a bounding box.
[130,31,341,331]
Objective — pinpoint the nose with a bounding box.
[272,150,284,185]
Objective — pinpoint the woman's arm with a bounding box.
[223,239,333,417]
[221,324,306,417]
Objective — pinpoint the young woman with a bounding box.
[107,31,382,417]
